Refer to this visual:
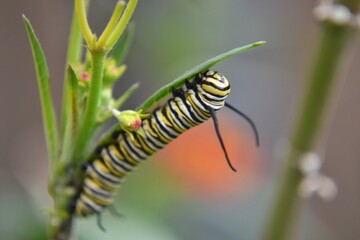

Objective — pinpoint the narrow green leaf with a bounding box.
[113,82,139,109]
[75,0,94,48]
[66,0,87,65]
[69,68,79,136]
[23,16,59,163]
[137,41,266,112]
[61,0,88,146]
[97,1,126,48]
[105,0,138,49]
[110,23,135,65]
[60,65,79,163]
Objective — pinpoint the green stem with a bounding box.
[48,52,108,240]
[73,50,107,163]
[264,18,357,240]
[338,0,360,10]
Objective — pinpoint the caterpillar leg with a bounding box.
[96,212,106,232]
[82,163,90,171]
[91,205,122,231]
[107,205,123,218]
[171,86,185,98]
[69,197,77,214]
[185,79,195,89]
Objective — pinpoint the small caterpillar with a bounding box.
[74,70,259,221]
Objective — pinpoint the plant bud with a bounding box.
[112,109,149,139]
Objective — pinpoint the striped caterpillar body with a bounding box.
[75,70,243,217]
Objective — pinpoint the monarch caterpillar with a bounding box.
[74,70,259,225]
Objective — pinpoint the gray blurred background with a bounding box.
[0,0,359,239]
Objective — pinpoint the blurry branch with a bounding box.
[264,1,360,240]
[338,0,359,10]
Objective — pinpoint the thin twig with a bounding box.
[263,1,359,239]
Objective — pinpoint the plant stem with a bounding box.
[73,50,107,164]
[338,0,360,10]
[264,6,358,240]
[49,50,107,240]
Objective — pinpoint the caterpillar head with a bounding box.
[196,70,231,109]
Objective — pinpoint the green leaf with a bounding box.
[60,65,79,163]
[137,41,266,112]
[97,1,126,48]
[23,15,59,163]
[110,23,135,65]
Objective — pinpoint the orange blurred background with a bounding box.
[156,115,261,197]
